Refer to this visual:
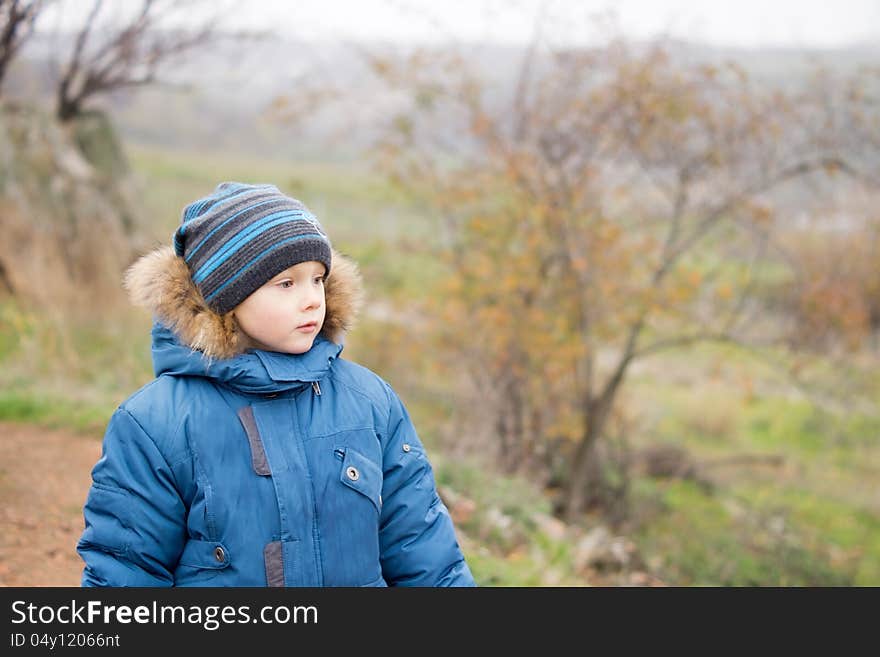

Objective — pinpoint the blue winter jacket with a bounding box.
[77,246,475,587]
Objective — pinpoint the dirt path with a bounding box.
[0,421,102,586]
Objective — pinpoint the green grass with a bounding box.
[0,300,154,389]
[746,398,829,454]
[625,340,880,586]
[126,143,435,247]
[432,454,586,586]
[0,389,114,436]
[632,478,857,586]
[463,543,581,587]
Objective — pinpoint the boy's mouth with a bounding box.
[296,321,318,332]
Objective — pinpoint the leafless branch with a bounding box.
[0,0,47,92]
[55,0,227,121]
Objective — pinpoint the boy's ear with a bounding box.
[228,313,261,353]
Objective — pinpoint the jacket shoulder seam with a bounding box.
[330,365,390,413]
[115,407,187,487]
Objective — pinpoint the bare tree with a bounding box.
[54,0,223,121]
[0,0,46,94]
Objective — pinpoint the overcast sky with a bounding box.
[42,0,880,50]
[236,0,880,49]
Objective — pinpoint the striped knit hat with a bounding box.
[172,182,332,315]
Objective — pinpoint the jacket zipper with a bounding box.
[311,380,322,396]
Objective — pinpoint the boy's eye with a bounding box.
[313,276,325,285]
[278,280,293,289]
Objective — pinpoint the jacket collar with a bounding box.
[151,321,344,394]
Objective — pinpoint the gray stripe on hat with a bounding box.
[179,189,284,257]
[198,220,328,289]
[186,196,297,270]
[195,183,277,218]
[197,209,325,277]
[190,209,324,284]
[197,224,330,302]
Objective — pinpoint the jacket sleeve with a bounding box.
[377,384,476,586]
[77,408,187,586]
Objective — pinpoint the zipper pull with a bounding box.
[311,380,322,396]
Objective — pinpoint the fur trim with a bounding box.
[124,245,364,360]
[320,249,365,343]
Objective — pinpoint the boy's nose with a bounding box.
[302,288,322,310]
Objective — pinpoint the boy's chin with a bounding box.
[279,335,319,355]
[248,335,317,355]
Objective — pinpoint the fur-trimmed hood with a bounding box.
[124,245,364,361]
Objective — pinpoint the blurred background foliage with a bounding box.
[1,0,879,586]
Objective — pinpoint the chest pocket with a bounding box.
[336,446,383,514]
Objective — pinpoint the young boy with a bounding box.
[77,182,475,587]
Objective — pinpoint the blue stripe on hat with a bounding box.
[203,233,327,303]
[183,200,203,222]
[198,184,275,216]
[183,184,272,224]
[192,210,321,284]
[185,198,279,263]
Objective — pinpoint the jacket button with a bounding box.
[214,546,226,563]
[402,443,411,452]
[346,466,360,481]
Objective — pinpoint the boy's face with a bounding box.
[232,260,327,354]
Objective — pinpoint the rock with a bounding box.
[573,525,611,571]
[437,486,477,525]
[55,140,94,181]
[573,525,635,572]
[533,512,568,542]
[628,571,652,586]
[485,506,513,532]
[535,513,568,541]
[626,571,667,587]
